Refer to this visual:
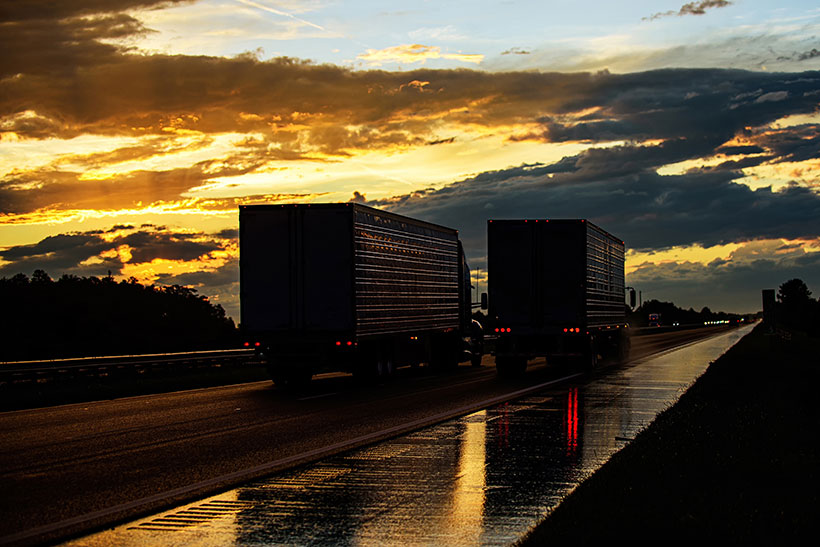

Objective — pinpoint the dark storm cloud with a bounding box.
[155,257,238,288]
[629,244,820,312]
[644,1,732,22]
[0,1,193,80]
[1,233,111,263]
[527,69,820,145]
[751,124,820,163]
[119,231,222,263]
[0,1,193,21]
[715,145,765,156]
[215,229,238,241]
[375,150,820,258]
[0,225,231,278]
[0,233,123,278]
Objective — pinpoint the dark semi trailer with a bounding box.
[240,203,482,386]
[486,218,629,377]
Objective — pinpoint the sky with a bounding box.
[2,0,820,320]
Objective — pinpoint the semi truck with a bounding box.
[239,203,482,386]
[486,218,629,376]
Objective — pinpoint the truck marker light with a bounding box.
[563,328,568,333]
[254,342,261,347]
[495,328,500,333]
[506,328,512,332]
[346,341,353,346]
[335,341,342,346]
[244,342,250,347]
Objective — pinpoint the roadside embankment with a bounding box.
[519,322,820,544]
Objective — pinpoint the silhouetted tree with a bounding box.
[777,278,818,333]
[0,272,237,361]
[778,278,812,306]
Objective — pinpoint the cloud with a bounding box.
[0,224,233,278]
[798,48,820,61]
[501,47,531,56]
[356,44,483,66]
[644,1,732,22]
[628,239,820,312]
[371,146,820,256]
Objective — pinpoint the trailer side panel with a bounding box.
[353,207,460,336]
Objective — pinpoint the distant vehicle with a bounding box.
[486,218,630,376]
[239,203,483,386]
[648,313,661,327]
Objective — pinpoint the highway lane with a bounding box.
[0,325,738,545]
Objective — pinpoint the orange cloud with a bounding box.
[357,44,484,66]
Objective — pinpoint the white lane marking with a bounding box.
[297,392,339,401]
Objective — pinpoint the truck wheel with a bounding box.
[355,352,394,382]
[617,334,631,363]
[579,337,598,371]
[377,356,395,378]
[471,353,483,367]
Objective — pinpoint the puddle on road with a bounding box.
[67,325,753,546]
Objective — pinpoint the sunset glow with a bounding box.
[3,0,820,318]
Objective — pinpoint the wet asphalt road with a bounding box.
[0,326,741,545]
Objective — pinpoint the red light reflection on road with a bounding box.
[566,388,578,457]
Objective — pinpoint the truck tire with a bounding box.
[617,332,631,363]
[471,353,483,367]
[354,350,394,382]
[377,355,395,378]
[579,336,598,371]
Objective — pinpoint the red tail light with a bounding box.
[335,341,342,346]
[346,341,353,346]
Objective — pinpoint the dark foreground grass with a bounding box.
[520,323,820,545]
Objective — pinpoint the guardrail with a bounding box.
[0,348,257,385]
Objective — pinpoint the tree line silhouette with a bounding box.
[1,270,237,362]
[774,278,820,335]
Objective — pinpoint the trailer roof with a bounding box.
[240,202,458,235]
[487,218,624,246]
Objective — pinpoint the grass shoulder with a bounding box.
[519,323,820,544]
